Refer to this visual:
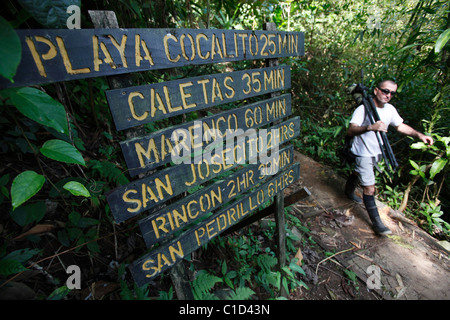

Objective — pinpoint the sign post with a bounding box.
[265,21,288,297]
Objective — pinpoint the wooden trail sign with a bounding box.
[138,145,294,248]
[1,28,303,89]
[120,93,291,176]
[106,116,300,223]
[130,163,300,286]
[6,9,305,292]
[106,65,291,130]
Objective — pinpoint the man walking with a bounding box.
[345,80,434,235]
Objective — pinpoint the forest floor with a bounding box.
[287,151,450,300]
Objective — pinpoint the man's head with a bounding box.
[373,80,397,106]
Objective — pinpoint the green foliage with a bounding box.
[404,132,450,237]
[63,181,91,198]
[10,87,69,135]
[226,286,256,300]
[411,133,449,181]
[435,28,450,54]
[0,10,102,293]
[47,286,71,300]
[11,170,45,210]
[40,139,85,165]
[0,248,40,276]
[381,185,403,210]
[255,254,280,295]
[10,201,46,226]
[191,269,223,300]
[88,159,130,186]
[116,264,151,300]
[56,210,100,253]
[0,16,21,81]
[119,265,152,301]
[190,269,256,300]
[419,201,449,237]
[257,254,278,273]
[158,286,174,300]
[220,260,237,289]
[282,259,307,294]
[186,208,309,300]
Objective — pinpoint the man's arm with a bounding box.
[395,123,434,145]
[347,121,387,137]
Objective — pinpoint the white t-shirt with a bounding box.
[350,103,403,157]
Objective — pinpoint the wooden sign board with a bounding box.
[1,28,304,88]
[106,65,291,130]
[138,145,294,248]
[3,13,304,293]
[121,93,291,176]
[129,163,300,286]
[107,116,300,223]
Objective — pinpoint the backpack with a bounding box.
[339,135,356,165]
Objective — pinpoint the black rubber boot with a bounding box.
[363,194,392,235]
[345,173,362,203]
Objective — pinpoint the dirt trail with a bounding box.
[287,151,450,300]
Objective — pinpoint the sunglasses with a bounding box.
[377,87,396,96]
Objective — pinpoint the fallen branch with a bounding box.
[398,174,420,213]
[315,245,356,274]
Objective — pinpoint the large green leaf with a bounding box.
[0,16,21,82]
[429,158,448,180]
[11,87,68,135]
[11,171,45,210]
[410,142,427,150]
[435,28,450,54]
[63,181,90,197]
[40,139,85,165]
[10,201,46,226]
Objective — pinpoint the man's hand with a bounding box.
[368,121,387,132]
[419,133,434,145]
